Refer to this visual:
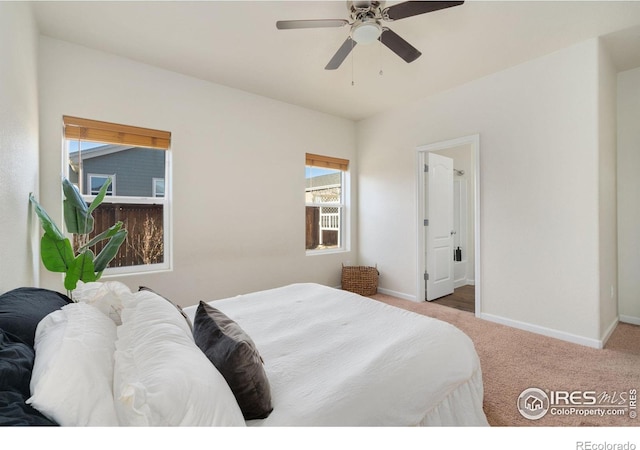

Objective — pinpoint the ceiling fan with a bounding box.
[276,1,464,70]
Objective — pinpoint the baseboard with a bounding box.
[600,317,618,347]
[377,287,417,302]
[478,312,604,349]
[454,279,475,288]
[338,285,417,302]
[620,314,640,326]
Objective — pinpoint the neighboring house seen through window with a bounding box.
[305,153,349,252]
[64,115,171,274]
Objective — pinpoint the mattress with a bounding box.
[183,283,488,426]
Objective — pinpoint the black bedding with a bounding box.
[0,287,69,426]
[0,330,57,426]
[0,287,71,347]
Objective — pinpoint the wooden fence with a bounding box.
[306,207,320,249]
[306,206,338,250]
[75,203,164,268]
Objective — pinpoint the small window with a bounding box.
[88,174,115,196]
[153,178,165,198]
[64,116,171,274]
[305,153,349,252]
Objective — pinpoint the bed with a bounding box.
[0,282,488,427]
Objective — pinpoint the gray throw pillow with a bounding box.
[193,301,273,420]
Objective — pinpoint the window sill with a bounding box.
[100,263,172,278]
[306,248,348,256]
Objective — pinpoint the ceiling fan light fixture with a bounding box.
[351,20,382,45]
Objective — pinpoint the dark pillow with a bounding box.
[138,286,193,331]
[0,329,58,426]
[193,301,273,420]
[0,287,71,347]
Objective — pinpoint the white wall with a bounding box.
[597,40,619,341]
[617,66,640,325]
[358,39,606,346]
[37,37,356,305]
[0,3,40,292]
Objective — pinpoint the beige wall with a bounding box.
[37,36,357,305]
[617,66,640,325]
[597,39,619,341]
[0,3,40,292]
[357,39,609,347]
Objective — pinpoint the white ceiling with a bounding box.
[32,1,640,121]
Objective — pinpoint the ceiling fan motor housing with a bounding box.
[348,1,385,19]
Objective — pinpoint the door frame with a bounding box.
[416,134,481,316]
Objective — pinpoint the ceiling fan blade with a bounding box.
[325,37,356,70]
[276,19,349,30]
[383,1,464,21]
[379,28,421,63]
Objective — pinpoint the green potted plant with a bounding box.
[29,177,127,296]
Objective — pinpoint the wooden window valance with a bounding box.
[63,116,171,150]
[305,153,349,171]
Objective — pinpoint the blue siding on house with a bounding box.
[71,147,165,197]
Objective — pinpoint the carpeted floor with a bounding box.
[370,292,640,427]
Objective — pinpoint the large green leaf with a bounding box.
[80,221,123,251]
[88,177,112,215]
[29,194,65,240]
[64,198,94,235]
[64,250,97,291]
[62,178,93,235]
[40,234,74,273]
[93,229,127,272]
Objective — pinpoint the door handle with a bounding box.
[450,231,456,236]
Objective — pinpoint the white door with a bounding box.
[426,152,454,301]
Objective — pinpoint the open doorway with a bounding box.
[416,135,481,316]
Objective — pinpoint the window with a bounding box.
[152,178,165,198]
[64,115,171,274]
[88,174,115,196]
[305,153,349,252]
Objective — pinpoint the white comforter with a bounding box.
[183,283,488,426]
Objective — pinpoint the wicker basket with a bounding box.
[341,265,379,296]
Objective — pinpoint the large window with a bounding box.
[64,115,171,274]
[305,153,349,252]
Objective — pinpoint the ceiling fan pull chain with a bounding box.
[379,38,384,76]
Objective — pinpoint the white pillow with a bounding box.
[113,290,245,426]
[27,302,119,426]
[73,280,134,325]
